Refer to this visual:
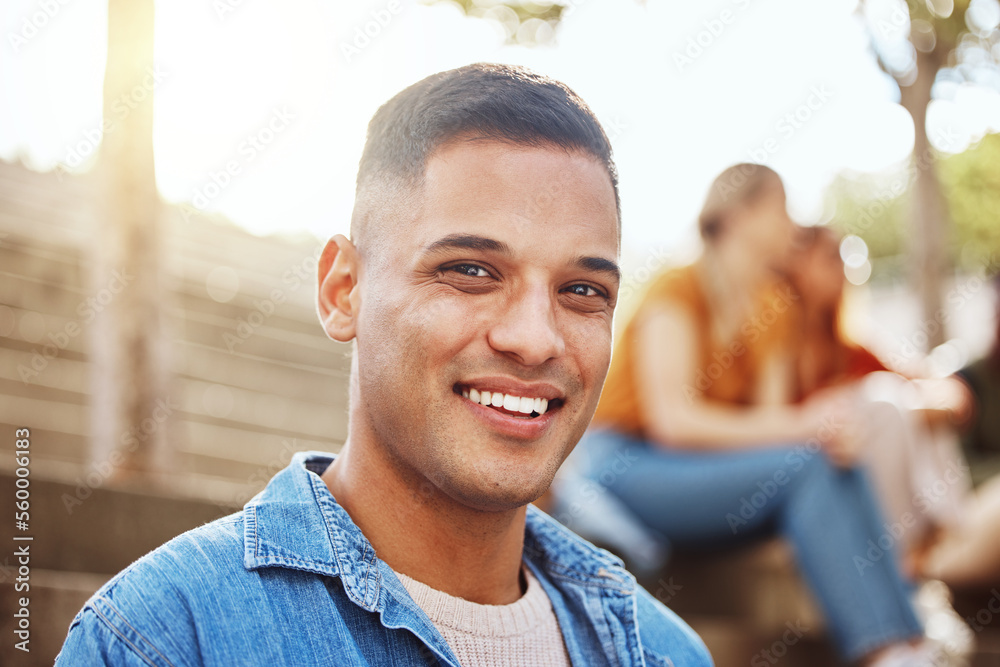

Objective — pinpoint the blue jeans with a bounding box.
[575,428,923,661]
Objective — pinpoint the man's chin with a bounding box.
[453,492,542,514]
[445,473,554,514]
[429,424,578,511]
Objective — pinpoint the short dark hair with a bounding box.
[351,63,620,245]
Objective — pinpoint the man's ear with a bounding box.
[317,234,360,342]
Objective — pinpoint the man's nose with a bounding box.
[486,284,565,366]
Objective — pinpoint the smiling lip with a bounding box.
[454,377,564,440]
[456,377,564,402]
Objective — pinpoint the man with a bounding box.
[57,63,711,666]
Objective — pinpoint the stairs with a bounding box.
[6,468,1000,666]
[0,471,239,666]
[640,541,838,666]
[635,540,1000,666]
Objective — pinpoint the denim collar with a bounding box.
[243,451,636,615]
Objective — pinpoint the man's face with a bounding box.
[353,140,619,512]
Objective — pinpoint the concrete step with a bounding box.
[640,541,1000,666]
[0,471,240,575]
[685,615,837,667]
[955,588,1000,667]
[639,540,826,635]
[0,470,235,663]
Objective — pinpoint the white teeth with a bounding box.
[463,388,552,415]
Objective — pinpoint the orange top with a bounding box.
[593,263,797,438]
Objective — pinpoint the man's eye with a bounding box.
[564,284,605,298]
[448,264,490,278]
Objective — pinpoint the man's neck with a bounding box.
[321,439,528,606]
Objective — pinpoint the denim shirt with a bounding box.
[57,452,711,667]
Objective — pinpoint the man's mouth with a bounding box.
[453,384,562,420]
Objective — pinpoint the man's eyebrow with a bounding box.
[575,256,621,283]
[424,234,512,255]
[424,234,620,282]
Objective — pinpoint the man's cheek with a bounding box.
[572,328,612,376]
[410,298,486,348]
[402,290,458,327]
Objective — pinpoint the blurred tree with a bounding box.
[940,131,1000,271]
[423,0,565,45]
[860,0,999,348]
[91,0,171,477]
[828,132,1000,278]
[827,172,907,266]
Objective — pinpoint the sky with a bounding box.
[2,0,999,262]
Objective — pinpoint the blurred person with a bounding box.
[920,275,1000,587]
[559,164,937,666]
[786,225,973,567]
[786,224,977,658]
[55,64,711,667]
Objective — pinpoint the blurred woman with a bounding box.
[920,277,1000,587]
[568,164,933,666]
[785,225,973,568]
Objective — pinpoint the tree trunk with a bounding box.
[90,0,172,478]
[899,46,950,352]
